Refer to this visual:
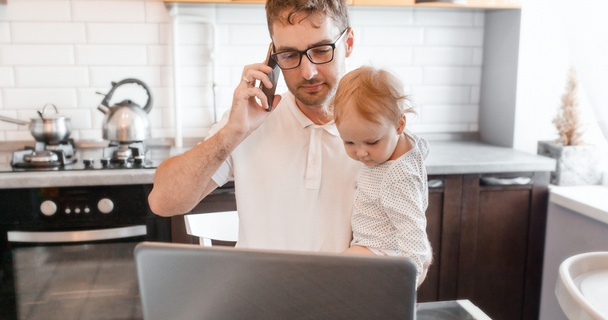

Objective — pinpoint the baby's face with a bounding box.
[336,109,402,167]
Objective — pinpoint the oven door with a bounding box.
[0,184,171,320]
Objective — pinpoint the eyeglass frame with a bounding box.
[270,28,350,70]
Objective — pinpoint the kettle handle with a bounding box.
[100,78,154,113]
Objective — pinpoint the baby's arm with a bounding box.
[343,245,374,255]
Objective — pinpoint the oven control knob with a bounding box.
[40,200,57,216]
[98,198,114,214]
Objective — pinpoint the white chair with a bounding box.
[556,251,608,320]
[184,211,239,247]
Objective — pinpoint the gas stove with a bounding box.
[1,140,167,173]
[11,139,77,169]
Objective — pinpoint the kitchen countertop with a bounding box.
[1,241,491,320]
[549,185,608,225]
[0,140,556,189]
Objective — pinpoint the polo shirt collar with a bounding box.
[285,92,339,137]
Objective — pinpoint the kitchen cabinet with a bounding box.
[417,175,463,302]
[455,172,550,320]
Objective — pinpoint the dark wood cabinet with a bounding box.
[457,172,550,320]
[417,175,463,302]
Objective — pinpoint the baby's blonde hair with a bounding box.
[333,66,413,126]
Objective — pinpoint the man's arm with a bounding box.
[148,127,241,216]
[148,63,282,217]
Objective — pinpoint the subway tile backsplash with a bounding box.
[0,0,485,142]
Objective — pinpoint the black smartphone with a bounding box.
[260,42,281,111]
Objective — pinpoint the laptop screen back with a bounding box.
[135,242,417,320]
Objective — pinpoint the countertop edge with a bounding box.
[549,185,608,225]
[1,169,156,189]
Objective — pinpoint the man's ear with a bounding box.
[396,114,406,134]
[345,28,354,58]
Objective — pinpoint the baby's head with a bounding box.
[333,66,414,166]
[333,66,413,127]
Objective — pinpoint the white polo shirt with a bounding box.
[209,92,361,252]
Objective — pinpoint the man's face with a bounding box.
[271,12,353,110]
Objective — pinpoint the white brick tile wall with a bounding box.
[413,47,475,66]
[0,22,10,42]
[0,67,14,87]
[88,66,160,86]
[3,1,71,22]
[425,27,484,46]
[1,44,74,65]
[86,23,159,44]
[350,7,414,26]
[15,66,88,87]
[71,1,145,23]
[0,0,487,142]
[4,88,77,108]
[75,45,147,65]
[11,22,86,43]
[414,9,478,26]
[145,1,171,23]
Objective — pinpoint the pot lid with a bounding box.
[37,104,66,120]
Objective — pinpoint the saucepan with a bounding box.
[0,104,72,144]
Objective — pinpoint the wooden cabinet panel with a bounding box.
[418,175,462,302]
[456,172,549,320]
[418,179,444,301]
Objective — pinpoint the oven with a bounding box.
[0,184,171,319]
[0,140,172,319]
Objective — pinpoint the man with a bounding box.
[148,0,360,252]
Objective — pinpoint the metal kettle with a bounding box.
[97,78,153,143]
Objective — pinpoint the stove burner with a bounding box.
[24,150,59,163]
[11,139,78,169]
[101,141,148,168]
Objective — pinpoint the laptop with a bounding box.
[134,242,417,320]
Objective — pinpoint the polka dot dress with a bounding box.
[350,130,432,280]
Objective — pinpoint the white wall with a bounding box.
[513,0,608,154]
[0,0,487,143]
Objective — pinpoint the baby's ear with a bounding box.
[396,114,406,134]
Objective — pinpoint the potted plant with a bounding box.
[537,67,602,186]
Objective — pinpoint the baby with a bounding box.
[333,66,432,286]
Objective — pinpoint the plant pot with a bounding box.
[537,140,602,186]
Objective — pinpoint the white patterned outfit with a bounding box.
[350,130,432,280]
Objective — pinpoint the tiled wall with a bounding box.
[0,0,485,142]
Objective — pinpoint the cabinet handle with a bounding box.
[480,177,532,186]
[428,179,444,188]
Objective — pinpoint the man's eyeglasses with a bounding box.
[271,28,349,70]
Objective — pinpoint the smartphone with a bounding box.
[260,42,281,111]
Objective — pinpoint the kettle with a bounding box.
[97,78,153,143]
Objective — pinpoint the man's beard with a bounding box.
[287,80,337,111]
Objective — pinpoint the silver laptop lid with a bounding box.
[135,242,417,320]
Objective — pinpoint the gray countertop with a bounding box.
[0,140,556,189]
